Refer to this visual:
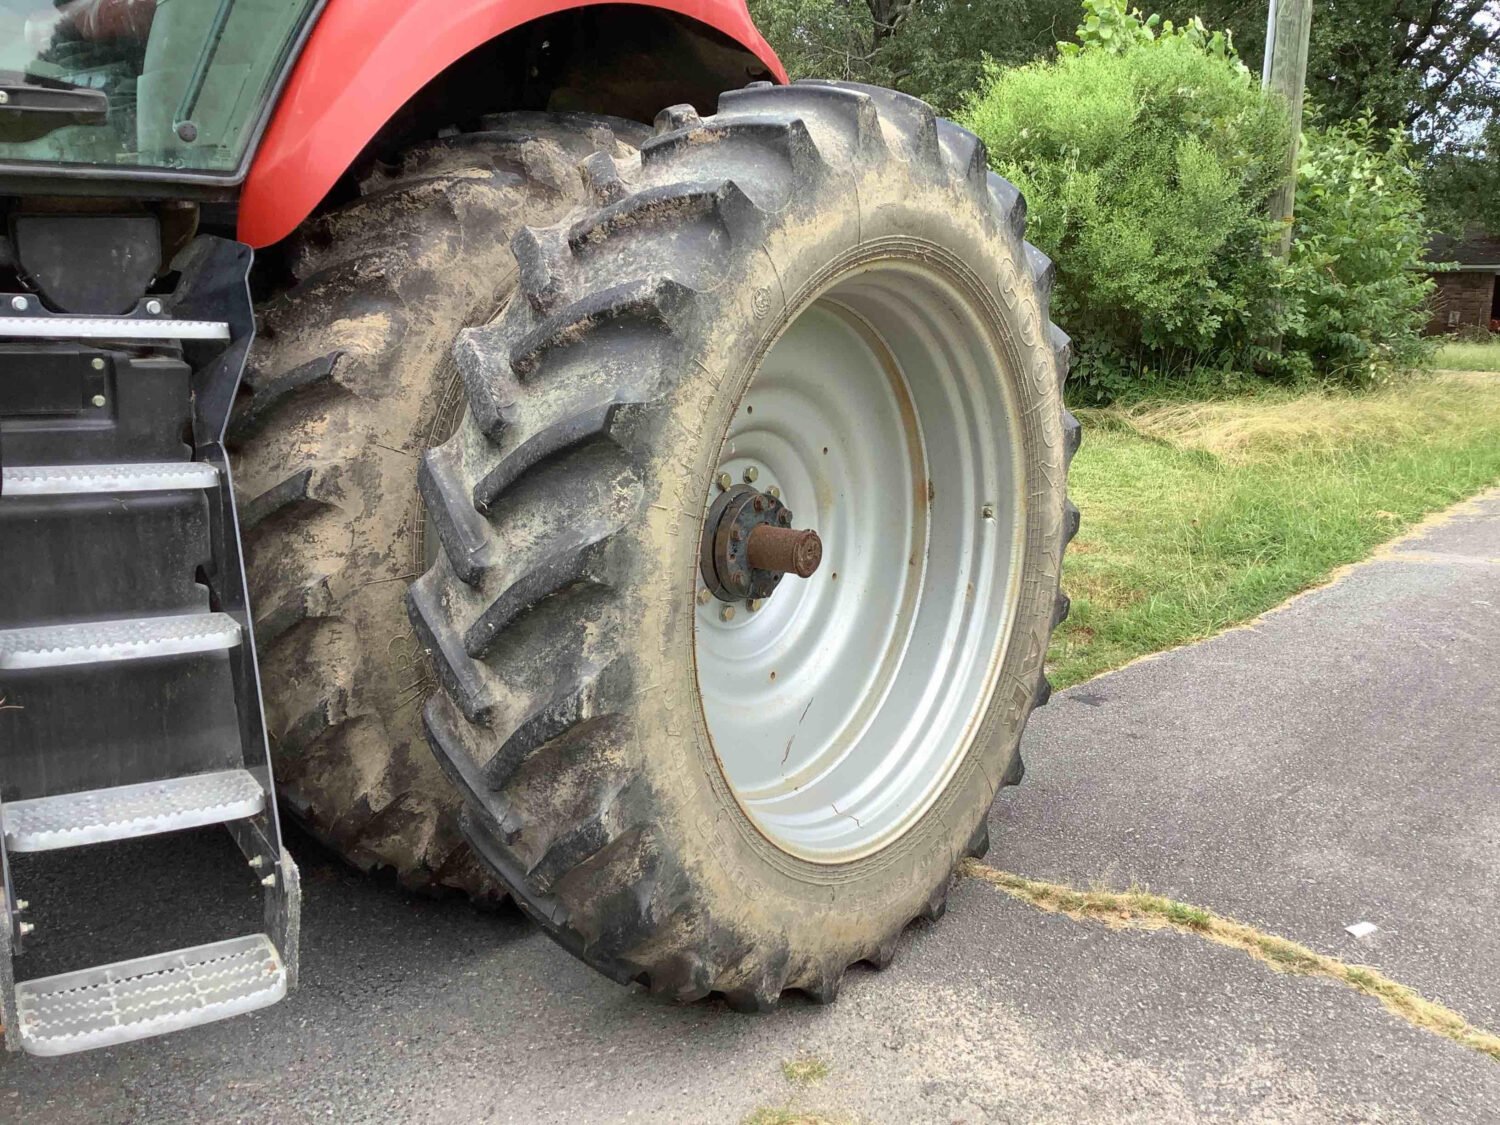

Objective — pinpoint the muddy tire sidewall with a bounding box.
[625,180,1065,947]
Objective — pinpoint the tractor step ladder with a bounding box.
[14,934,286,1058]
[4,768,265,852]
[0,238,299,1057]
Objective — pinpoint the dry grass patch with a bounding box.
[742,1053,841,1124]
[1093,377,1497,464]
[781,1055,831,1086]
[963,860,1500,1063]
[743,1111,841,1125]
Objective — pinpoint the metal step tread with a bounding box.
[3,769,265,852]
[0,612,240,670]
[0,316,229,341]
[2,461,219,497]
[15,934,286,1056]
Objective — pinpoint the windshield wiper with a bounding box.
[173,0,238,143]
[0,70,109,144]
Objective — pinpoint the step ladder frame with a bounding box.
[0,236,299,1054]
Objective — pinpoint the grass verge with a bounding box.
[1051,373,1500,687]
[1436,340,1500,373]
[962,860,1500,1063]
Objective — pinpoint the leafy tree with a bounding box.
[1146,0,1500,235]
[749,0,1500,232]
[1153,0,1500,150]
[1423,121,1500,236]
[1059,0,1238,59]
[753,0,1500,151]
[747,0,1078,113]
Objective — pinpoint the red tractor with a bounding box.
[0,0,1077,1055]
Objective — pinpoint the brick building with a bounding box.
[1426,230,1500,334]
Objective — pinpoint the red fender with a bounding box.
[237,0,785,247]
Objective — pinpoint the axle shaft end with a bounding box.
[747,525,822,578]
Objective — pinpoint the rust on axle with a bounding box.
[746,525,822,578]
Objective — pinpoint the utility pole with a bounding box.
[1262,0,1314,260]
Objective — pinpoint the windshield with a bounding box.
[0,0,318,175]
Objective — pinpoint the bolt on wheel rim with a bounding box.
[694,262,1026,863]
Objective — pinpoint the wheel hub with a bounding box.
[699,484,822,602]
[693,266,1024,863]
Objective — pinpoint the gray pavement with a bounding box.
[3,490,1498,1123]
[996,488,1500,1030]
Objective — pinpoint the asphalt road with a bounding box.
[3,490,1498,1123]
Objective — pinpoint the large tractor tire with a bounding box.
[232,114,650,895]
[409,81,1079,1006]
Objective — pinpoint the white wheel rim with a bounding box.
[694,262,1025,863]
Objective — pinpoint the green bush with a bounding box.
[960,1,1288,402]
[960,0,1437,401]
[1279,119,1437,383]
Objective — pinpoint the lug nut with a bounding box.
[91,394,107,408]
[720,605,735,622]
[768,486,781,499]
[18,922,34,936]
[696,588,712,606]
[747,599,764,613]
[261,874,277,887]
[14,899,28,912]
[248,855,266,869]
[90,357,105,371]
[717,472,732,492]
[743,466,759,483]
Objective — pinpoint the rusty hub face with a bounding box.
[699,484,823,602]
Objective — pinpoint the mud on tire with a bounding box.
[233,114,649,895]
[410,82,1080,1002]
